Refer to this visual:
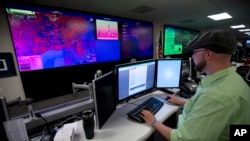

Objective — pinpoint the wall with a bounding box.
[0,2,26,102]
[0,2,164,102]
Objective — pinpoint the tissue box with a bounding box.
[53,127,74,141]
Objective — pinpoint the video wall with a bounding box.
[5,4,154,72]
[163,25,200,56]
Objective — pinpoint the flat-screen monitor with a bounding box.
[92,71,116,129]
[163,25,200,57]
[5,5,121,72]
[116,59,156,103]
[156,59,182,88]
[0,97,10,141]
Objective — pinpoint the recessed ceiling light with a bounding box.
[230,25,246,29]
[207,12,232,21]
[239,29,250,32]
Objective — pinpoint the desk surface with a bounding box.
[75,90,180,141]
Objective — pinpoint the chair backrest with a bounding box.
[236,66,250,86]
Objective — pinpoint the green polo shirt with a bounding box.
[171,67,250,141]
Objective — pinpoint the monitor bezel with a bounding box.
[156,58,183,89]
[115,59,156,104]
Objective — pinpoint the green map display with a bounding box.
[164,26,200,56]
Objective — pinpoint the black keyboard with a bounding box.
[127,97,164,123]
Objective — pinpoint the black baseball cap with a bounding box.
[188,29,237,54]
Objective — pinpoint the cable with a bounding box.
[35,113,51,134]
[54,115,81,129]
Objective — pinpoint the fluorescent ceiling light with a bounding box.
[238,29,250,32]
[207,12,232,21]
[245,32,250,35]
[230,24,246,29]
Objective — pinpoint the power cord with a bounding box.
[54,115,81,130]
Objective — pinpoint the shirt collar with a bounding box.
[200,66,236,87]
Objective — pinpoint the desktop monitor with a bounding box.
[0,97,10,141]
[92,71,116,129]
[246,40,250,46]
[156,59,182,88]
[115,59,156,103]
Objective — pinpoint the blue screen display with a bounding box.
[6,5,154,72]
[156,59,182,88]
[6,5,117,72]
[116,60,155,102]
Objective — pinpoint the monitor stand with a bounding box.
[157,88,174,94]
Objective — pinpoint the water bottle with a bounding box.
[82,110,95,139]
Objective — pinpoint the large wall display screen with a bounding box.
[5,6,121,72]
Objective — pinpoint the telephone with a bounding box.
[179,57,199,98]
[179,81,198,98]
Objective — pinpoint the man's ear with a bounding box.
[206,50,213,60]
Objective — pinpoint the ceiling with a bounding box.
[6,0,250,39]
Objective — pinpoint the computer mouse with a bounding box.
[138,113,145,123]
[165,96,171,101]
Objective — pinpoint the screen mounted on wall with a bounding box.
[96,19,118,40]
[163,25,200,56]
[120,21,154,59]
[5,5,121,72]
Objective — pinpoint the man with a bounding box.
[141,30,250,141]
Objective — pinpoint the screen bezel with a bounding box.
[92,71,116,130]
[156,58,183,89]
[115,59,156,104]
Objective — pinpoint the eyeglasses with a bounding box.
[192,49,208,54]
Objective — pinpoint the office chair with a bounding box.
[236,66,250,86]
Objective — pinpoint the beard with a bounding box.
[194,59,206,72]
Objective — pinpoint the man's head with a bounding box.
[188,30,237,73]
[188,29,237,54]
